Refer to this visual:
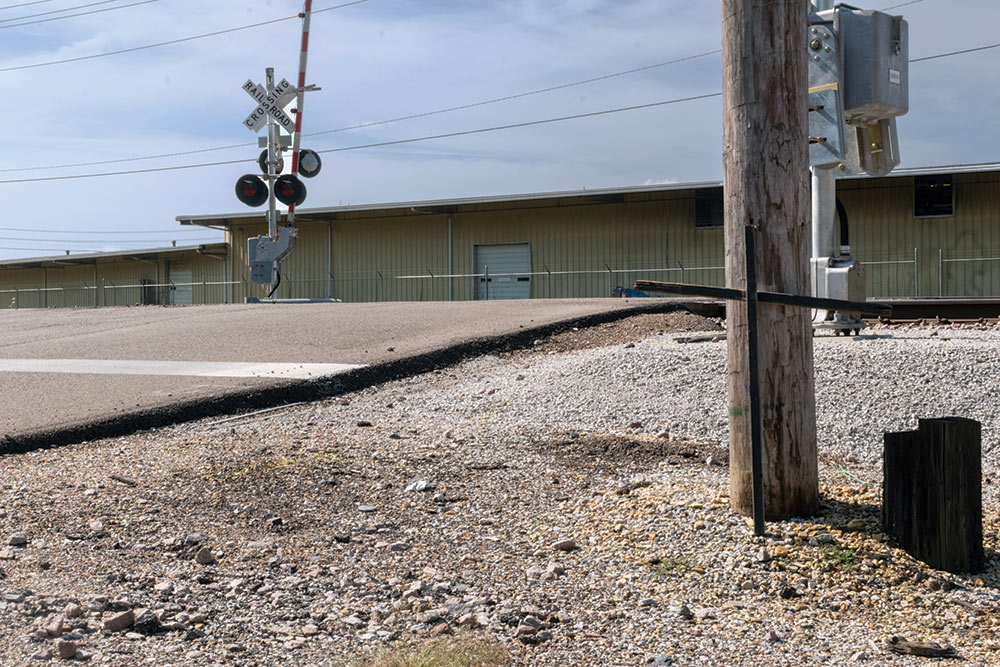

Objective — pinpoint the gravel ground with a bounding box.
[0,312,998,666]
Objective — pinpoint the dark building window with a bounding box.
[914,174,954,218]
[695,187,724,228]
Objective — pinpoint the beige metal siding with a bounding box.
[0,268,46,308]
[0,249,226,309]
[843,173,1000,297]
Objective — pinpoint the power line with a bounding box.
[2,49,722,173]
[0,225,209,233]
[0,28,985,178]
[881,0,924,9]
[911,42,1000,62]
[0,0,63,10]
[0,93,723,184]
[0,236,220,243]
[1,0,135,24]
[0,0,369,72]
[0,0,157,30]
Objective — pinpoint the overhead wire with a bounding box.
[0,236,220,243]
[0,30,987,179]
[0,0,156,30]
[911,42,1000,62]
[0,93,723,184]
[0,0,63,10]
[0,0,369,72]
[0,0,137,24]
[0,225,208,233]
[2,49,723,173]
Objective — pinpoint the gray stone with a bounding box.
[7,533,27,547]
[358,505,378,513]
[387,542,410,552]
[42,614,64,637]
[194,547,216,565]
[103,609,135,632]
[651,655,674,666]
[551,538,578,552]
[63,603,83,619]
[693,607,717,621]
[56,640,78,660]
[405,480,431,493]
[133,608,163,635]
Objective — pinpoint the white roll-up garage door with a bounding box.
[168,262,193,305]
[475,243,531,300]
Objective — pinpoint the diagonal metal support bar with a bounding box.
[636,229,890,537]
[633,280,892,317]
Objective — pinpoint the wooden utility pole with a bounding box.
[722,0,818,519]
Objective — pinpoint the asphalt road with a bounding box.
[0,299,689,451]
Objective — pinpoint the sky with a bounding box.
[0,0,996,260]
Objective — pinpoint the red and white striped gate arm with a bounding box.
[286,0,313,225]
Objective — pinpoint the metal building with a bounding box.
[0,243,229,309]
[1,162,997,309]
[177,163,1000,304]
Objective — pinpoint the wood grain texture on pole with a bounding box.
[722,0,818,519]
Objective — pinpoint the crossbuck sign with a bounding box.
[242,78,296,133]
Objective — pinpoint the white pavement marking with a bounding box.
[0,359,363,379]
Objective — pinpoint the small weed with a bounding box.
[359,634,510,667]
[821,545,857,571]
[650,555,696,578]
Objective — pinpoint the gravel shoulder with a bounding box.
[0,312,998,666]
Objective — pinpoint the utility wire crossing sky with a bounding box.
[0,0,996,260]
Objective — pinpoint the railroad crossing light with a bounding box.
[274,174,306,206]
[235,174,268,207]
[257,149,284,174]
[298,149,322,178]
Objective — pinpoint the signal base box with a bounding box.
[836,7,909,125]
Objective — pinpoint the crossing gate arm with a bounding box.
[632,280,891,317]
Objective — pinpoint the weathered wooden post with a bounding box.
[722,0,819,520]
[883,418,984,573]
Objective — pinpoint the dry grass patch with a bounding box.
[360,634,510,667]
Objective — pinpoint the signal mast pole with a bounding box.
[286,0,314,229]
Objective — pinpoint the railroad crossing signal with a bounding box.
[235,174,268,207]
[242,78,296,134]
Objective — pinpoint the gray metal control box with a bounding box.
[837,7,908,125]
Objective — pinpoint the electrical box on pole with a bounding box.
[807,2,909,333]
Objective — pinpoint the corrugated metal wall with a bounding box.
[227,191,725,303]
[0,250,227,309]
[5,172,1000,307]
[842,172,1000,297]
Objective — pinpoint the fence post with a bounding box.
[938,249,944,297]
[913,248,919,297]
[13,286,17,309]
[883,418,984,573]
[605,264,612,297]
[544,265,551,299]
[679,260,686,284]
[428,270,434,302]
